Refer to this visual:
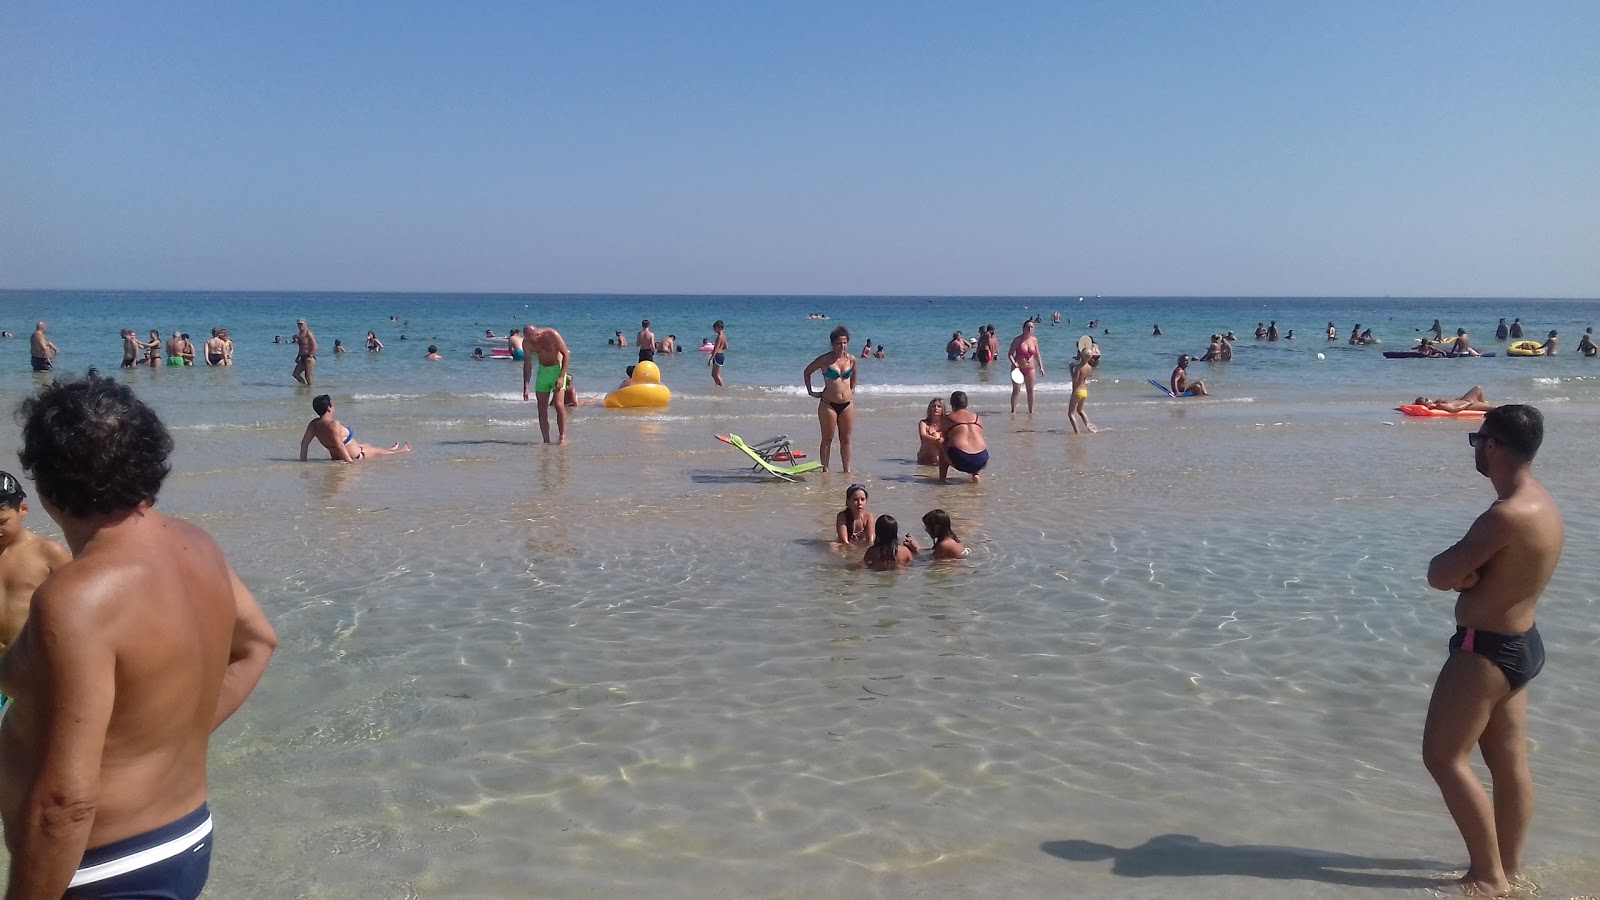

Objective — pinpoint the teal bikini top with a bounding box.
[824,364,853,380]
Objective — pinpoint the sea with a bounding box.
[1,290,1597,899]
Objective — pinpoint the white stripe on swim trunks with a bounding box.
[68,815,213,888]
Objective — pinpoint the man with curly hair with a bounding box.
[0,371,277,899]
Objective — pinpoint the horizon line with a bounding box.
[2,288,1596,302]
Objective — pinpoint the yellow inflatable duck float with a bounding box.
[604,360,671,408]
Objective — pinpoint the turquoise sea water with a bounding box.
[0,291,1597,898]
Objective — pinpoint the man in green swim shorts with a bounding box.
[521,324,572,444]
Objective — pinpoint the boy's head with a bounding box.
[0,472,29,545]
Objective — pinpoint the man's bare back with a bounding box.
[0,372,276,898]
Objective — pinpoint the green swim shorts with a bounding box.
[535,364,563,394]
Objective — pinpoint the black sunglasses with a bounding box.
[1467,432,1497,448]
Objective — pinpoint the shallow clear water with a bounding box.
[1,292,1597,898]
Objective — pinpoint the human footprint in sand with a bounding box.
[299,395,410,462]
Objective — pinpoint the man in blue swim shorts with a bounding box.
[0,372,278,899]
[521,323,572,443]
[1423,405,1563,897]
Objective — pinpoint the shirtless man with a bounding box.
[1423,405,1563,897]
[0,373,278,899]
[164,331,182,363]
[291,319,318,385]
[121,330,142,369]
[29,323,57,372]
[1170,355,1208,396]
[1448,329,1481,357]
[0,472,71,655]
[1415,386,1496,414]
[520,324,572,443]
[298,394,411,462]
[204,329,228,366]
[507,327,525,361]
[636,320,656,362]
[710,320,728,388]
[1578,327,1597,357]
[1199,335,1225,362]
[938,390,988,483]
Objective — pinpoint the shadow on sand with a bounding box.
[1041,834,1449,890]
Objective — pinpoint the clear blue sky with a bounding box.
[3,1,1596,296]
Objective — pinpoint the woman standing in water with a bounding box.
[803,325,857,473]
[1008,319,1044,414]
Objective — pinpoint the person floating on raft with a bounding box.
[1414,386,1497,414]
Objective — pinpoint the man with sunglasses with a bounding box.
[1423,405,1564,897]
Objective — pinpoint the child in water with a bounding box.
[835,484,874,545]
[863,515,919,569]
[917,399,944,465]
[922,509,969,560]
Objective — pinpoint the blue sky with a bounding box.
[2,1,1596,296]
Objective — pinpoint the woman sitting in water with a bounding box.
[922,509,969,560]
[835,484,874,545]
[917,399,944,465]
[863,515,919,570]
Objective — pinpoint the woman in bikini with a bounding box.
[142,330,163,367]
[940,390,988,483]
[1008,320,1044,414]
[803,325,858,473]
[367,331,384,352]
[917,398,944,465]
[834,484,875,546]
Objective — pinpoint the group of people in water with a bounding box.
[116,327,234,368]
[834,485,968,569]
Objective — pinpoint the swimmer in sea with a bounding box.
[939,390,988,483]
[874,345,885,358]
[917,399,945,465]
[29,322,59,373]
[1577,327,1597,357]
[144,329,163,367]
[471,347,486,360]
[333,339,347,354]
[121,329,141,368]
[1542,330,1558,355]
[292,318,318,385]
[835,484,875,546]
[710,320,728,387]
[298,394,410,462]
[1008,320,1043,414]
[637,320,656,362]
[803,325,857,473]
[1509,318,1524,339]
[1415,386,1496,414]
[367,331,383,352]
[946,332,966,361]
[1170,355,1208,397]
[1328,321,1338,340]
[508,327,524,360]
[205,328,228,365]
[862,515,918,570]
[922,509,968,560]
[425,345,442,360]
[1152,323,1162,336]
[1423,405,1563,897]
[1495,318,1509,341]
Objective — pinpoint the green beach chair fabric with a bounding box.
[724,434,823,481]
